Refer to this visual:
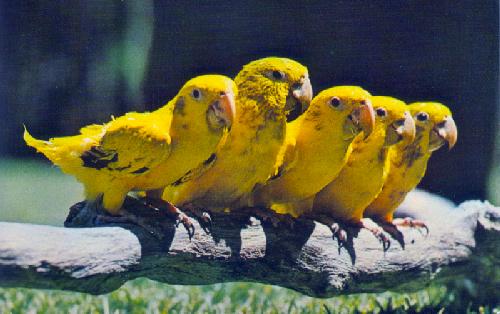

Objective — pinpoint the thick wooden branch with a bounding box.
[0,190,498,297]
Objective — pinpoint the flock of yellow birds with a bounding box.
[24,57,457,247]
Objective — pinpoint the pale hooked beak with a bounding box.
[430,116,457,151]
[385,111,416,146]
[286,76,313,122]
[292,76,313,103]
[396,111,416,141]
[351,100,375,138]
[209,91,236,129]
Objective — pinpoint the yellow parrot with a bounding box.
[252,86,375,219]
[24,75,236,236]
[365,102,457,237]
[163,57,313,216]
[312,96,416,248]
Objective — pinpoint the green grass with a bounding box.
[0,280,456,313]
[0,158,498,313]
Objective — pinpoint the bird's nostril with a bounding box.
[220,91,226,96]
[394,119,405,127]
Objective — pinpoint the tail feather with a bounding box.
[23,126,101,166]
[23,127,61,163]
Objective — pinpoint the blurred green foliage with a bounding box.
[0,279,479,314]
[0,159,498,312]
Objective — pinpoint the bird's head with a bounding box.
[310,86,374,140]
[174,75,236,133]
[409,102,457,151]
[235,57,312,122]
[371,96,416,146]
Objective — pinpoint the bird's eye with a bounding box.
[376,108,387,117]
[416,112,429,122]
[192,89,201,100]
[330,97,341,108]
[272,70,285,80]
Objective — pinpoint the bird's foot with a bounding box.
[142,198,195,240]
[377,221,405,249]
[182,204,212,235]
[244,207,296,229]
[305,213,348,246]
[392,217,429,235]
[359,219,391,251]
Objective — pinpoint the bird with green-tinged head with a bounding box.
[235,57,313,122]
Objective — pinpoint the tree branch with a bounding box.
[0,190,498,297]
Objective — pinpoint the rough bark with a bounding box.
[0,190,498,297]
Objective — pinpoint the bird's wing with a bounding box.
[80,113,171,176]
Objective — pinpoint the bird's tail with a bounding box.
[23,126,63,164]
[23,125,103,167]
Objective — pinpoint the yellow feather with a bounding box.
[164,57,311,211]
[312,96,414,223]
[365,102,456,222]
[252,86,372,217]
[24,75,236,215]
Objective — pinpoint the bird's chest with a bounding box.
[340,147,387,199]
[234,119,284,171]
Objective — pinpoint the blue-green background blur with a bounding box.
[0,1,498,312]
[1,0,499,202]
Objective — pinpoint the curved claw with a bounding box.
[329,223,347,247]
[360,219,391,252]
[200,212,212,235]
[177,214,195,240]
[409,219,429,236]
[393,217,429,236]
[335,229,348,249]
[175,212,195,240]
[421,224,430,236]
[370,227,391,251]
[380,234,391,251]
[182,205,212,235]
[379,222,405,249]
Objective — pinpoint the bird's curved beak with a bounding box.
[286,76,313,122]
[351,100,375,138]
[385,111,416,146]
[429,116,457,151]
[209,91,236,130]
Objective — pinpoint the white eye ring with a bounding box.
[192,89,201,100]
[330,96,341,108]
[375,107,387,117]
[416,112,429,122]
